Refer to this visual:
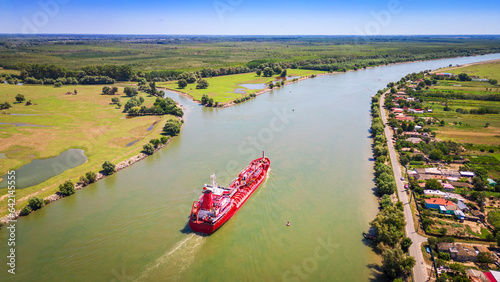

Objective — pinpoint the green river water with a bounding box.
[1,54,500,282]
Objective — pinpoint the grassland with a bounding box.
[1,35,499,72]
[0,83,175,217]
[157,69,326,103]
[441,59,500,81]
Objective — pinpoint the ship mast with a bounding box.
[210,173,217,188]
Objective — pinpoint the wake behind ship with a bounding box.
[189,152,270,234]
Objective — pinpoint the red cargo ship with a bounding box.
[189,152,270,234]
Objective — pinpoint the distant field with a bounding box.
[157,69,326,103]
[0,83,174,217]
[0,67,20,76]
[1,35,500,72]
[441,60,500,81]
[419,80,500,145]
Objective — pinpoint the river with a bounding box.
[1,53,500,282]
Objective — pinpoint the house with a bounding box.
[396,91,406,95]
[442,183,455,192]
[396,115,414,121]
[465,269,488,282]
[404,132,421,138]
[427,109,433,113]
[454,210,465,220]
[456,245,478,262]
[456,201,469,211]
[437,242,454,253]
[405,137,421,144]
[488,178,497,187]
[424,189,447,198]
[437,243,478,262]
[392,108,404,113]
[414,125,422,130]
[450,181,472,189]
[460,171,476,178]
[425,198,456,213]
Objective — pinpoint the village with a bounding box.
[382,69,500,281]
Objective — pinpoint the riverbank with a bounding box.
[0,129,178,225]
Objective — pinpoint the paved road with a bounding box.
[380,93,429,282]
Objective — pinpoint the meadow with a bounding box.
[157,69,326,103]
[0,83,175,217]
[443,60,500,81]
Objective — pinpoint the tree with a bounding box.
[160,136,169,144]
[400,155,409,166]
[1,102,12,109]
[263,67,273,77]
[401,237,412,253]
[85,171,97,184]
[489,79,498,85]
[59,180,75,196]
[390,87,397,94]
[15,94,25,103]
[256,69,262,76]
[102,86,111,94]
[74,89,78,95]
[143,143,155,155]
[54,81,62,87]
[201,94,209,105]
[28,196,44,210]
[273,65,282,75]
[429,149,444,161]
[381,247,416,279]
[196,79,209,89]
[473,177,486,190]
[478,252,494,264]
[458,73,471,81]
[178,79,188,89]
[163,119,181,136]
[124,86,138,97]
[280,69,287,77]
[111,97,120,104]
[149,138,161,148]
[102,161,116,175]
[268,82,274,89]
[20,205,32,216]
[110,86,118,95]
[425,179,442,190]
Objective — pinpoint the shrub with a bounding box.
[143,143,155,155]
[28,196,44,210]
[20,205,32,216]
[59,180,75,196]
[102,161,116,175]
[163,119,181,136]
[160,136,169,144]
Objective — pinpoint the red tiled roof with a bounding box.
[425,198,455,206]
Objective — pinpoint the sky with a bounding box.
[0,0,499,35]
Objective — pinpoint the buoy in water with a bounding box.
[286,222,290,226]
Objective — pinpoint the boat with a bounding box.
[189,152,271,234]
[362,232,376,240]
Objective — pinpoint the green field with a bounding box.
[0,83,176,217]
[157,69,326,104]
[441,60,500,81]
[1,35,500,72]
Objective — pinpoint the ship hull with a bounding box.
[189,157,270,234]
